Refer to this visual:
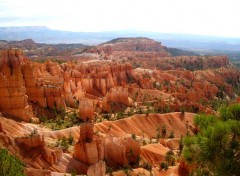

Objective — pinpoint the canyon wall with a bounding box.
[0,49,33,121]
[0,49,133,121]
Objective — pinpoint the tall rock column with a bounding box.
[0,49,33,121]
[73,123,105,175]
[78,98,94,121]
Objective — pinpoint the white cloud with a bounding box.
[0,0,240,37]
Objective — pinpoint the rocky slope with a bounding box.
[0,111,194,176]
[0,37,240,176]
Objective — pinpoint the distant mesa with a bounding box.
[1,26,240,59]
[100,37,169,53]
[0,37,199,58]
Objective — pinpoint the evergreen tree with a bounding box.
[182,109,240,176]
[0,149,25,176]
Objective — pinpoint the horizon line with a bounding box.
[1,25,240,39]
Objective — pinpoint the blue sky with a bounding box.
[1,0,240,37]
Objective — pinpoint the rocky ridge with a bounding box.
[0,37,240,176]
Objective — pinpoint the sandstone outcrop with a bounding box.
[141,144,169,166]
[87,160,106,176]
[78,99,95,121]
[74,123,140,172]
[24,168,51,176]
[103,87,132,112]
[74,141,100,165]
[79,123,94,142]
[25,61,66,110]
[104,136,141,168]
[74,123,104,166]
[0,49,33,121]
[95,112,195,138]
[160,138,180,150]
[0,49,136,120]
[42,147,63,165]
[15,134,45,150]
[63,62,133,99]
[0,49,66,121]
[15,133,63,165]
[1,37,240,176]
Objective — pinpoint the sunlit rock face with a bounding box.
[0,49,66,121]
[0,48,135,121]
[103,87,132,112]
[0,49,33,121]
[104,136,141,168]
[87,160,106,176]
[73,123,104,166]
[78,98,95,122]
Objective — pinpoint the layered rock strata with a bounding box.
[74,123,104,166]
[0,49,33,121]
[104,136,141,168]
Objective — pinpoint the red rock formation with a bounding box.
[141,144,169,166]
[78,99,94,121]
[0,115,89,175]
[25,61,66,110]
[0,49,137,120]
[74,124,104,166]
[14,134,57,161]
[79,123,94,142]
[100,38,170,55]
[104,136,141,168]
[160,138,180,150]
[103,87,133,112]
[42,147,63,165]
[95,113,195,138]
[87,160,106,176]
[0,49,33,121]
[22,64,48,108]
[0,49,66,121]
[24,168,51,176]
[74,139,104,165]
[15,134,45,150]
[63,62,133,98]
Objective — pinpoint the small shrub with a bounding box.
[68,133,74,145]
[142,162,152,172]
[160,161,169,170]
[39,114,48,123]
[69,111,78,124]
[156,127,161,139]
[161,125,167,137]
[71,169,77,176]
[165,150,175,166]
[179,135,184,155]
[106,166,113,176]
[122,165,132,176]
[60,137,69,151]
